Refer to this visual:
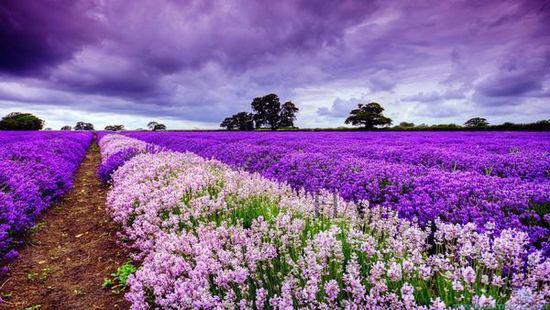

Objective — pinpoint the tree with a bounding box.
[531,120,550,130]
[0,112,44,130]
[251,94,282,130]
[74,122,94,130]
[220,117,236,130]
[61,125,72,130]
[104,125,125,131]
[399,122,415,128]
[220,112,254,130]
[147,121,159,130]
[464,117,488,128]
[345,102,392,129]
[251,94,300,130]
[279,101,299,128]
[147,121,166,131]
[153,123,166,131]
[233,112,254,130]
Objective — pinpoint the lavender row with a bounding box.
[0,131,92,274]
[99,134,549,309]
[124,132,550,255]
[125,131,550,180]
[96,134,163,184]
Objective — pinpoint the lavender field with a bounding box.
[91,132,550,309]
[1,131,547,308]
[2,0,550,307]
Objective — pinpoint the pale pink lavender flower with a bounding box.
[472,294,496,309]
[324,279,339,305]
[387,261,402,282]
[462,266,476,285]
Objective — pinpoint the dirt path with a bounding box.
[0,142,130,309]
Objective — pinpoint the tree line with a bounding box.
[336,102,550,131]
[0,113,168,131]
[389,119,550,131]
[218,98,394,131]
[60,121,166,131]
[61,121,167,131]
[0,102,548,131]
[218,99,549,131]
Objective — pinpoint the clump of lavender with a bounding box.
[97,148,139,184]
[96,134,164,184]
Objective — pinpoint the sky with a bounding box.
[0,0,549,130]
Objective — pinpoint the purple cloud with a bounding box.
[473,54,550,107]
[476,56,549,97]
[402,90,465,103]
[317,97,364,118]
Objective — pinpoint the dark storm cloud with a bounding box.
[0,0,549,126]
[2,0,378,95]
[0,0,100,74]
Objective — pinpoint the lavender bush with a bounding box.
[0,131,92,274]
[97,148,140,184]
[97,134,164,184]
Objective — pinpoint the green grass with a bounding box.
[103,262,137,294]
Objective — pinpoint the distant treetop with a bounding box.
[345,102,392,129]
[105,125,125,131]
[221,93,300,131]
[147,121,166,131]
[464,117,489,128]
[74,121,94,130]
[0,112,44,130]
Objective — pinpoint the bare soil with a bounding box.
[0,142,130,309]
